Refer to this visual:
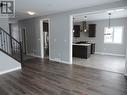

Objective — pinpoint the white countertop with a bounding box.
[73,43,91,46]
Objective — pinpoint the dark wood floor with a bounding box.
[0,58,127,95]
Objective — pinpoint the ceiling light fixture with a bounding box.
[27,11,36,15]
[115,9,125,12]
[83,16,87,32]
[107,8,125,13]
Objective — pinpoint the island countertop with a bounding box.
[73,43,91,46]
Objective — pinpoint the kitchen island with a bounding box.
[73,43,91,59]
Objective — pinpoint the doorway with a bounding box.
[9,23,20,54]
[21,28,27,54]
[71,9,127,74]
[40,19,50,59]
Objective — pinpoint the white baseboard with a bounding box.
[0,67,21,75]
[95,52,125,57]
[27,53,42,58]
[49,58,72,64]
[27,54,71,64]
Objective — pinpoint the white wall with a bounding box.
[74,18,127,56]
[11,23,20,41]
[19,18,42,56]
[0,18,21,74]
[125,36,127,76]
[0,51,21,75]
[125,49,127,76]
[48,14,72,63]
[0,18,9,32]
[19,0,127,64]
[19,15,72,63]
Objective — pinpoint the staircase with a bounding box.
[0,27,23,63]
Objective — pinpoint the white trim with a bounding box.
[27,53,42,58]
[27,54,71,64]
[40,20,44,58]
[69,15,73,64]
[124,48,127,76]
[0,67,21,75]
[40,18,50,59]
[49,58,71,64]
[95,52,125,57]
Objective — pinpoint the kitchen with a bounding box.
[72,9,127,74]
[73,18,96,59]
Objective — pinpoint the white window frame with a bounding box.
[104,26,123,44]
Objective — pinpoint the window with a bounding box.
[104,26,123,44]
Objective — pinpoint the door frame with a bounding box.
[125,49,127,76]
[20,27,28,54]
[40,18,50,59]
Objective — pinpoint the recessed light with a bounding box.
[115,9,125,12]
[107,10,114,13]
[107,9,125,13]
[27,11,36,15]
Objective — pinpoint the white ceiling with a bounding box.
[15,0,121,20]
[74,8,127,22]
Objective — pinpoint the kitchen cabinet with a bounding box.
[73,25,80,37]
[88,42,95,54]
[73,44,91,59]
[89,24,96,37]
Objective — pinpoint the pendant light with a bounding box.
[108,13,111,29]
[73,17,75,33]
[83,16,87,32]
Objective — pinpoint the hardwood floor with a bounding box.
[0,58,127,95]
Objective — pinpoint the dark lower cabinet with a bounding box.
[90,43,95,54]
[73,45,91,59]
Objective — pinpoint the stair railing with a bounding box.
[0,27,23,63]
